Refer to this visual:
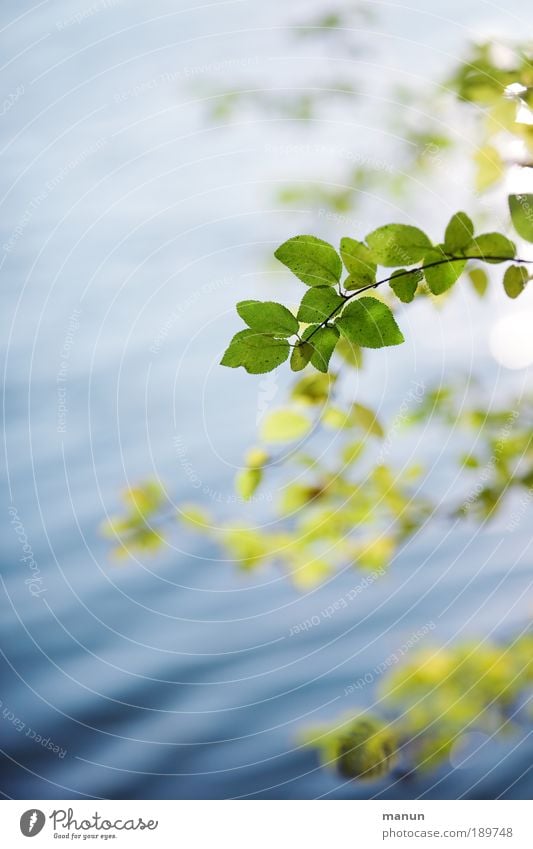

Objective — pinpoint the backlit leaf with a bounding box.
[508,194,533,242]
[275,235,342,287]
[237,300,299,336]
[336,297,404,348]
[444,211,474,253]
[221,330,290,374]
[365,224,432,266]
[351,402,384,438]
[424,249,466,294]
[340,237,377,287]
[303,324,340,372]
[297,286,344,323]
[389,268,422,303]
[503,264,528,298]
[290,341,314,372]
[291,373,333,404]
[466,232,516,262]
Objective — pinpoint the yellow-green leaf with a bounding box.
[260,409,311,442]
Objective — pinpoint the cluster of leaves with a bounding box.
[102,482,166,556]
[448,42,533,189]
[105,381,533,589]
[451,42,533,108]
[221,207,531,376]
[302,632,533,781]
[409,386,533,521]
[103,34,533,794]
[277,40,533,213]
[103,366,433,584]
[181,376,430,589]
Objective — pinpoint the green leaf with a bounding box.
[335,717,397,780]
[503,264,528,298]
[260,409,311,442]
[468,268,488,297]
[444,212,474,253]
[351,402,385,438]
[336,297,404,348]
[342,440,365,464]
[340,237,377,287]
[423,249,466,294]
[237,300,298,336]
[297,286,344,323]
[323,406,354,429]
[275,235,342,287]
[290,342,314,372]
[508,194,533,242]
[466,232,516,263]
[244,447,269,468]
[236,467,262,500]
[389,268,422,303]
[365,224,432,266]
[180,504,212,529]
[291,373,333,404]
[303,324,340,372]
[474,145,503,192]
[336,337,364,368]
[221,330,290,374]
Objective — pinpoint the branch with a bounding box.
[303,255,533,343]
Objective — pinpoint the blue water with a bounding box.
[1,0,533,799]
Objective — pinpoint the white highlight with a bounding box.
[490,311,533,369]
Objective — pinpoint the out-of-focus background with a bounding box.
[1,0,533,799]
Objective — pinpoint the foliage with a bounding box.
[104,387,533,582]
[221,213,530,376]
[302,632,533,781]
[105,31,533,788]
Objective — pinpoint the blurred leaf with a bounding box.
[468,267,488,296]
[260,409,311,442]
[342,440,365,464]
[180,505,212,529]
[474,144,503,191]
[236,467,262,499]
